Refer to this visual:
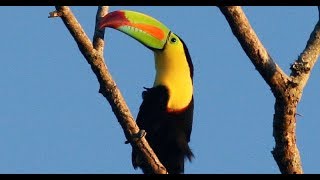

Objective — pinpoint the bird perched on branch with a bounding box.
[99,10,194,174]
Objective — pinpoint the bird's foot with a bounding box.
[125,129,147,144]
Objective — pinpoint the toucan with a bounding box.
[99,10,194,174]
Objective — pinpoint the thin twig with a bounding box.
[93,6,109,54]
[291,19,320,89]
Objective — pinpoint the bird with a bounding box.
[99,10,194,174]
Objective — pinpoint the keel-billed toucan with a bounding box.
[99,10,194,174]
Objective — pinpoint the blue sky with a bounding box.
[0,6,319,174]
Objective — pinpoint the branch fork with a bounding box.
[219,6,320,174]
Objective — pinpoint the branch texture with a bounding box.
[219,6,320,174]
[219,6,289,97]
[53,6,167,174]
[93,6,109,54]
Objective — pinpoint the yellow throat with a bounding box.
[153,33,193,112]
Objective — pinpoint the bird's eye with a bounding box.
[170,37,177,43]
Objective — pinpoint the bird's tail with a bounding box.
[132,148,154,174]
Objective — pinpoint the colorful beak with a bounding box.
[99,10,171,50]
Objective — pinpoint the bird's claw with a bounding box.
[125,129,147,144]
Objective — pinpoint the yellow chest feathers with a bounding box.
[153,38,193,111]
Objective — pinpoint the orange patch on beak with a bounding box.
[133,23,166,41]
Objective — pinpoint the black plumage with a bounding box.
[132,39,194,174]
[132,86,194,174]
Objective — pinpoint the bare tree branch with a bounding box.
[291,19,320,89]
[52,6,167,174]
[93,6,109,54]
[272,7,320,174]
[219,6,315,174]
[271,8,320,174]
[219,6,289,98]
[55,6,95,57]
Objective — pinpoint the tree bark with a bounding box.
[219,6,320,174]
[51,6,167,174]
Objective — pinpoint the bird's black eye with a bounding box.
[170,37,177,43]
